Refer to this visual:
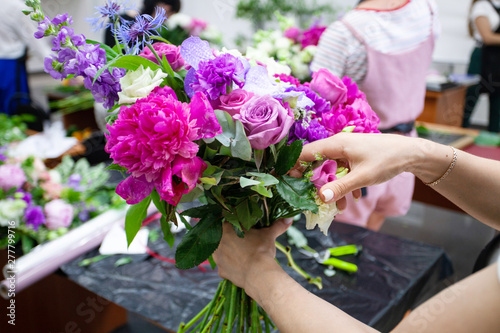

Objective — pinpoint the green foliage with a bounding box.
[275,139,304,175]
[125,195,151,246]
[276,175,318,213]
[0,113,29,146]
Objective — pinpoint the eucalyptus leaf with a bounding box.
[276,175,318,213]
[246,172,279,186]
[240,177,261,188]
[125,195,152,247]
[175,214,223,269]
[231,119,252,161]
[275,140,304,176]
[214,110,236,147]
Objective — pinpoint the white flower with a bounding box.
[0,199,27,227]
[257,41,275,55]
[275,37,292,51]
[220,47,243,58]
[299,45,317,63]
[290,56,310,80]
[48,169,62,184]
[167,13,192,29]
[262,58,291,77]
[303,196,339,236]
[245,46,271,63]
[118,65,168,105]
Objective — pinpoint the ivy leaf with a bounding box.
[276,175,318,213]
[125,195,152,247]
[275,140,304,176]
[175,214,223,269]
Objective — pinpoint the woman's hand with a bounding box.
[291,133,419,207]
[213,218,293,291]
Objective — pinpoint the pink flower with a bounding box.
[105,87,219,205]
[273,73,301,87]
[300,25,326,48]
[189,18,208,36]
[139,43,185,71]
[234,95,294,150]
[0,164,26,191]
[284,27,301,43]
[310,160,338,190]
[41,181,63,200]
[342,76,366,104]
[211,89,254,117]
[44,199,74,230]
[310,69,347,107]
[321,99,380,135]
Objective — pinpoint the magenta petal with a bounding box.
[190,92,222,139]
[172,156,207,192]
[116,175,154,205]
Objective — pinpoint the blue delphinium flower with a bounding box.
[113,7,167,54]
[88,0,135,31]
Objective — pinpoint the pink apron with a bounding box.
[336,4,435,228]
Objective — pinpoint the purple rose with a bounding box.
[44,199,74,230]
[310,69,347,107]
[310,160,338,190]
[212,89,254,117]
[0,164,26,191]
[235,95,294,150]
[139,43,185,71]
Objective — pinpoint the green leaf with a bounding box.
[177,213,193,230]
[208,255,217,270]
[175,214,223,269]
[246,172,279,186]
[93,54,123,84]
[200,177,218,185]
[160,217,175,247]
[21,235,34,254]
[125,195,152,247]
[181,204,221,219]
[214,110,236,147]
[237,198,263,231]
[112,55,162,72]
[250,185,273,198]
[106,163,128,172]
[114,257,133,267]
[254,149,264,170]
[276,175,318,213]
[240,177,261,188]
[275,139,304,176]
[231,119,252,161]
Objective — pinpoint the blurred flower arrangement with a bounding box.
[0,151,124,254]
[245,12,327,81]
[159,13,223,47]
[24,0,379,331]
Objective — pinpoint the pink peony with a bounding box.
[321,100,380,135]
[310,160,338,190]
[44,199,74,230]
[105,87,219,205]
[189,18,208,36]
[139,43,185,71]
[310,69,347,107]
[211,89,254,117]
[300,25,326,48]
[234,95,294,150]
[284,27,302,43]
[0,164,26,191]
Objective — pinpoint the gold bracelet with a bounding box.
[424,146,458,187]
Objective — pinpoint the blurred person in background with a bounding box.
[462,0,500,132]
[310,0,440,231]
[0,0,51,116]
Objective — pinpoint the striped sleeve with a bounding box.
[310,21,367,83]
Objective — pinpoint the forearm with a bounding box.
[409,139,500,230]
[393,264,500,333]
[244,259,377,333]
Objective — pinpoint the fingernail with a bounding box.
[338,210,344,215]
[283,218,293,225]
[354,197,359,203]
[322,189,334,202]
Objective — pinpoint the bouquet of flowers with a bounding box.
[0,152,123,254]
[24,0,379,331]
[245,13,327,81]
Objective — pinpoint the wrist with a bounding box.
[244,258,284,303]
[407,139,455,184]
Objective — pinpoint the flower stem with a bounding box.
[237,289,246,332]
[178,300,211,332]
[225,282,238,333]
[275,241,323,290]
[251,299,259,333]
[147,43,163,66]
[198,280,226,330]
[200,295,225,333]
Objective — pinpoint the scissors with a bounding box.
[298,244,362,274]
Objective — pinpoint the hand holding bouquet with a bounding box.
[24,1,380,331]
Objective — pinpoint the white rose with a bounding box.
[303,196,339,236]
[263,58,291,77]
[118,65,168,105]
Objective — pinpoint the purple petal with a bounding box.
[190,92,222,139]
[180,37,214,70]
[116,175,154,205]
[242,66,276,95]
[184,67,197,98]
